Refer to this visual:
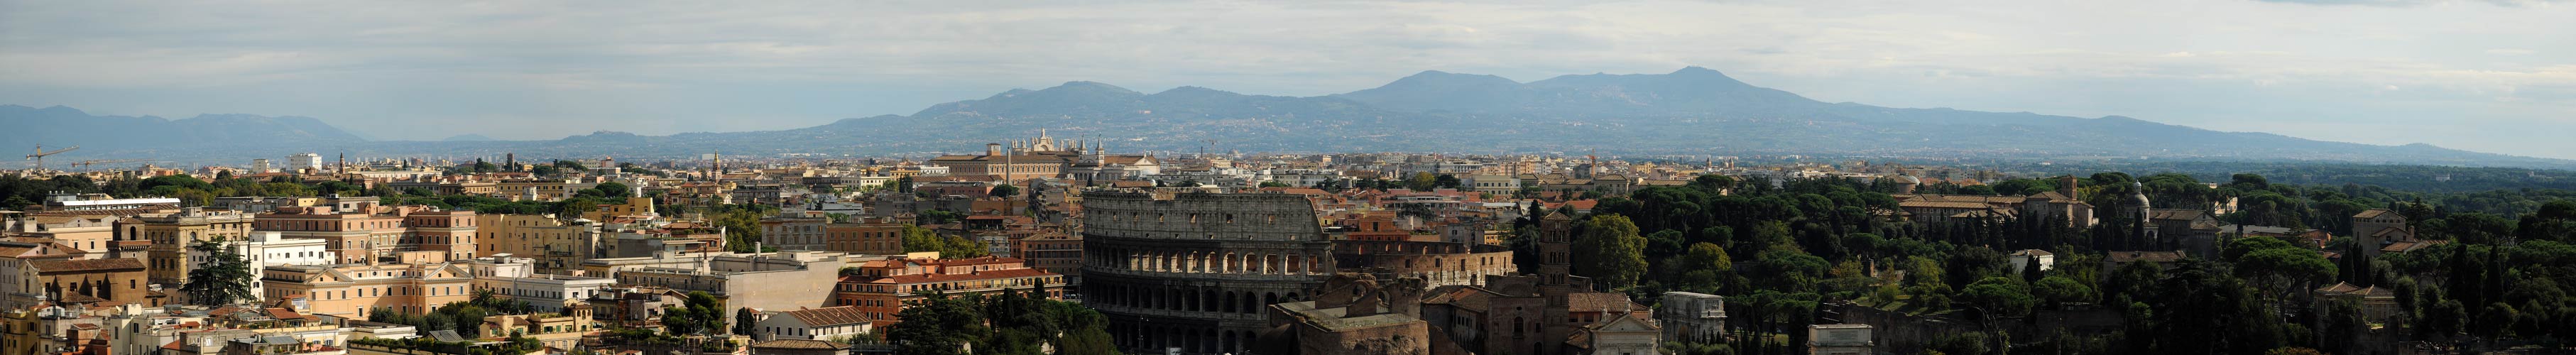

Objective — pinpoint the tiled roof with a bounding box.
[266,307,312,321]
[29,258,144,273]
[1567,293,1634,313]
[2352,209,2395,219]
[781,306,870,327]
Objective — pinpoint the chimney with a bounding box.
[986,143,1003,156]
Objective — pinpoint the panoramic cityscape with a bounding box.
[5,1,2575,355]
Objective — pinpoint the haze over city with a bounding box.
[4,0,2574,158]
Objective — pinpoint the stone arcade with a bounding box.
[1080,191,1337,354]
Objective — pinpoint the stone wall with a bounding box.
[1332,240,1515,290]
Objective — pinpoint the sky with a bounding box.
[3,0,2572,158]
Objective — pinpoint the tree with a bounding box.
[1668,242,1735,293]
[1745,248,1829,293]
[990,184,1020,198]
[1405,173,1439,191]
[2235,248,2335,312]
[182,239,257,305]
[1573,214,1649,289]
[554,198,599,218]
[1959,277,2038,317]
[2032,276,2097,309]
[662,291,726,336]
[591,182,633,198]
[900,226,988,258]
[734,307,761,336]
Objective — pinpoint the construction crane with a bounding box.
[68,158,151,171]
[24,145,77,171]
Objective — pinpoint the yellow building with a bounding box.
[481,302,601,349]
[474,214,601,273]
[259,262,475,318]
[254,202,478,263]
[583,197,656,222]
[127,208,255,285]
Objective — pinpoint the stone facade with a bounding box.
[131,208,255,285]
[1263,273,1435,355]
[1657,292,1726,344]
[1331,240,1515,290]
[1080,191,1336,354]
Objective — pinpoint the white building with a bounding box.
[1576,313,1663,355]
[1266,169,1348,188]
[1468,175,1522,196]
[464,256,615,313]
[757,305,873,341]
[1658,292,1728,343]
[2007,249,2056,274]
[195,231,337,300]
[289,153,324,172]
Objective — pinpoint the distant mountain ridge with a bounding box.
[6,67,2572,170]
[0,105,366,160]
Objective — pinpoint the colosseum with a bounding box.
[1081,191,1337,354]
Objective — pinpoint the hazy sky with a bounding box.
[4,0,2572,158]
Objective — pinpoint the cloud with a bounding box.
[2252,0,2567,6]
[2,0,2575,158]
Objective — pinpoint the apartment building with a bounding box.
[822,222,905,256]
[261,262,476,318]
[831,256,1064,328]
[131,208,256,285]
[253,197,476,263]
[473,214,601,273]
[462,256,614,314]
[760,216,828,251]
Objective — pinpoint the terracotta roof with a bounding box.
[780,306,870,327]
[29,258,144,273]
[265,307,313,321]
[1567,293,1634,313]
[2352,209,2395,219]
[1564,200,1598,210]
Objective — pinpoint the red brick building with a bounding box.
[830,256,1065,329]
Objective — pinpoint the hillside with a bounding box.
[0,105,369,165]
[6,67,2571,170]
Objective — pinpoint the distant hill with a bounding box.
[442,134,496,141]
[0,105,367,164]
[8,67,2572,170]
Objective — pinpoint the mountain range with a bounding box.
[8,67,2572,170]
